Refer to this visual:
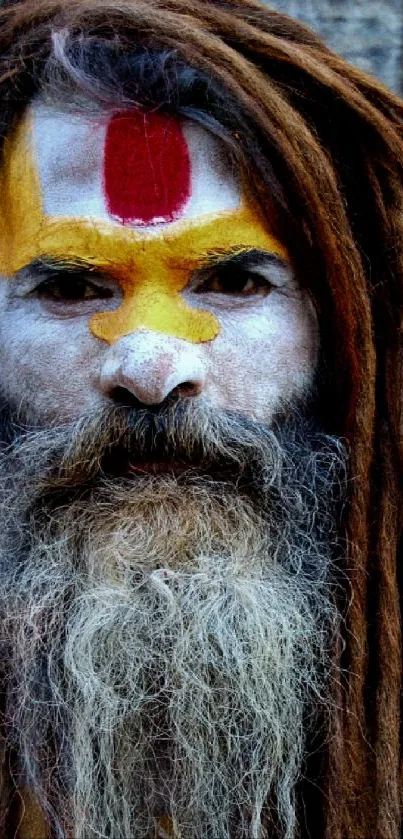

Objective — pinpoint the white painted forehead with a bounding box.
[30,101,241,228]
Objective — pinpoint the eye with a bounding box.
[35,274,114,302]
[196,267,270,297]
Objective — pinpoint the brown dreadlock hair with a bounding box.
[0,1,402,837]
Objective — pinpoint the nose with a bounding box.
[99,330,207,406]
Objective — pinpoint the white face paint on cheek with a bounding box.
[203,293,319,423]
[0,277,106,423]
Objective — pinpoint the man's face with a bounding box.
[0,100,318,428]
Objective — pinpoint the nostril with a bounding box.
[109,386,145,409]
[174,380,202,398]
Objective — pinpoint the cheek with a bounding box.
[205,297,319,422]
[0,308,102,423]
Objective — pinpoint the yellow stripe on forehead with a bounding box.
[0,110,287,345]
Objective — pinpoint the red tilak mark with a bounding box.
[104,110,191,225]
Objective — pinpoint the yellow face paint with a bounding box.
[0,111,287,344]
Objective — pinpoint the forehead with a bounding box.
[0,96,287,283]
[31,102,241,228]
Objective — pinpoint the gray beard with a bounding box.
[0,400,346,839]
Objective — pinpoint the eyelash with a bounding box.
[35,275,114,302]
[195,268,270,297]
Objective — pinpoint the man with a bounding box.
[0,0,401,837]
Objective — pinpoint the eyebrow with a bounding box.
[200,247,289,272]
[18,256,103,279]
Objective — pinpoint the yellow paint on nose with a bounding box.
[91,271,219,344]
[0,110,288,345]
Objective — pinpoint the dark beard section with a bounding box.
[0,400,347,839]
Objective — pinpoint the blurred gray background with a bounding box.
[265,0,403,94]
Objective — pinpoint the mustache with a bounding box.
[0,398,347,538]
[3,399,288,490]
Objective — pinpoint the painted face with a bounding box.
[0,102,286,344]
[0,100,318,426]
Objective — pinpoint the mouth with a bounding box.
[101,446,240,483]
[101,447,207,479]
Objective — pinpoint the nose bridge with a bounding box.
[99,329,207,405]
[89,242,219,346]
